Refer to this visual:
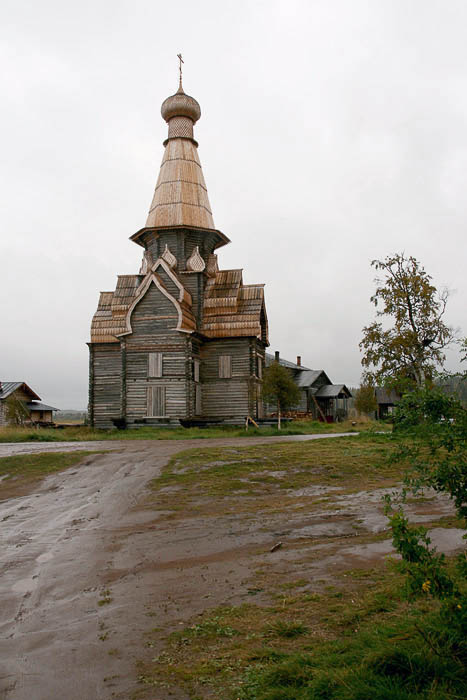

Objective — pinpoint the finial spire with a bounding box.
[177,53,184,91]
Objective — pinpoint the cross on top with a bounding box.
[177,53,184,86]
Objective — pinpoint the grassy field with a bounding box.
[138,570,466,700]
[0,451,101,499]
[148,434,398,518]
[0,419,387,443]
[136,434,466,700]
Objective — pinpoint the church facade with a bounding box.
[88,77,268,428]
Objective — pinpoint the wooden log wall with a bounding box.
[200,338,263,418]
[126,345,188,420]
[92,343,122,428]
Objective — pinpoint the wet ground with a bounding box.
[0,434,462,700]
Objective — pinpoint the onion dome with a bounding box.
[161,83,201,124]
[161,81,201,143]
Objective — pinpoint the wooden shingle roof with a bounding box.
[146,139,215,230]
[315,384,352,398]
[202,271,268,342]
[91,265,268,344]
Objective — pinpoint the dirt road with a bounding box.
[0,434,461,700]
[0,434,354,700]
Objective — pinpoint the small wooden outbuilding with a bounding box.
[375,388,401,419]
[0,382,58,426]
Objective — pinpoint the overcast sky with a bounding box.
[1,0,466,409]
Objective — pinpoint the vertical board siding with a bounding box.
[147,386,166,416]
[195,384,202,415]
[218,355,232,378]
[148,352,162,377]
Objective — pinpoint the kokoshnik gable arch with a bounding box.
[88,75,269,428]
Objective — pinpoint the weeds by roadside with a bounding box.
[136,565,467,699]
[0,419,389,444]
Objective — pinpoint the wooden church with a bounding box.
[88,72,268,428]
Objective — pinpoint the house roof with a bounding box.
[264,355,330,386]
[375,388,401,405]
[0,382,41,401]
[265,354,311,371]
[315,384,352,399]
[27,401,59,412]
[296,370,328,388]
[263,357,351,397]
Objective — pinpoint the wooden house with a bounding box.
[265,354,352,422]
[88,77,268,428]
[375,387,401,419]
[0,382,58,426]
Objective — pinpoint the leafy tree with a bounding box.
[360,253,456,388]
[5,395,30,426]
[262,362,301,430]
[354,383,377,416]
[385,384,467,665]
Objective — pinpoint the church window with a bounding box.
[148,353,162,377]
[219,355,232,378]
[147,386,166,417]
[193,359,200,383]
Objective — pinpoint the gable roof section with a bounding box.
[0,382,41,401]
[119,262,196,337]
[296,370,330,388]
[90,261,199,342]
[315,384,352,398]
[90,262,267,344]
